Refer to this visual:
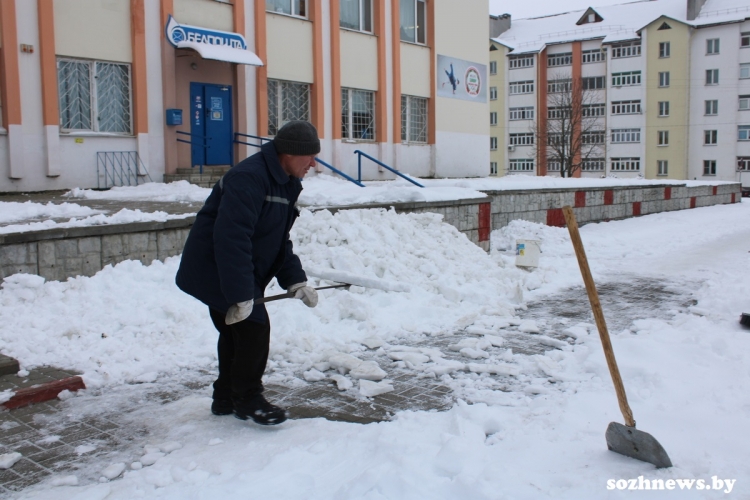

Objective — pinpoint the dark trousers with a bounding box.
[209,308,271,402]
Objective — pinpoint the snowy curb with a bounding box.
[0,376,85,410]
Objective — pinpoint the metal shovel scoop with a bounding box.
[563,206,672,469]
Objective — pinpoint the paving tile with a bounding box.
[0,469,19,484]
[4,473,51,492]
[10,459,48,478]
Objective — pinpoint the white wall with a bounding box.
[54,0,132,62]
[266,13,314,83]
[341,30,378,91]
[174,0,233,32]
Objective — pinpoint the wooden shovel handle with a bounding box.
[562,206,636,427]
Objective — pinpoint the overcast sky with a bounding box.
[489,0,633,20]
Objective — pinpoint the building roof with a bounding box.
[693,0,750,26]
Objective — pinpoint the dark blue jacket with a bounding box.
[175,142,307,323]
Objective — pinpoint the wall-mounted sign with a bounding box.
[437,55,487,103]
[166,15,247,50]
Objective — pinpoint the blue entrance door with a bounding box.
[190,83,233,167]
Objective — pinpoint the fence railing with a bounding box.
[354,150,424,187]
[96,151,152,189]
[176,131,211,173]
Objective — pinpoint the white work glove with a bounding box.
[289,282,318,308]
[225,299,254,325]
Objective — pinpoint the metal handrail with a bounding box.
[315,158,365,187]
[354,150,424,187]
[175,131,211,174]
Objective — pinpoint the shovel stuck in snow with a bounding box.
[562,206,672,469]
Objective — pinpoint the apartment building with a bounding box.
[0,0,489,192]
[490,0,750,188]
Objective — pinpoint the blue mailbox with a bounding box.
[166,108,183,126]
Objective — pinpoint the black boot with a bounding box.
[234,394,287,425]
[211,398,234,416]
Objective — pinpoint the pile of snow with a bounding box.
[0,201,99,225]
[65,181,210,203]
[0,209,192,234]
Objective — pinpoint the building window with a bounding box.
[490,161,498,175]
[704,130,718,145]
[547,106,571,119]
[490,137,498,150]
[57,58,132,134]
[582,130,605,144]
[547,161,561,172]
[267,79,310,136]
[611,128,641,143]
[509,133,534,146]
[738,157,750,171]
[612,71,641,87]
[583,103,606,117]
[340,0,372,32]
[342,88,374,140]
[706,38,720,54]
[610,157,640,171]
[611,42,641,58]
[490,86,497,100]
[658,101,670,117]
[740,95,750,111]
[547,52,572,67]
[509,106,534,120]
[706,69,719,85]
[658,130,669,146]
[657,160,668,176]
[266,0,306,17]
[400,0,426,44]
[490,112,498,126]
[489,61,497,75]
[509,80,534,94]
[658,71,670,87]
[741,63,750,79]
[508,55,534,69]
[611,100,641,115]
[739,125,750,141]
[659,41,671,58]
[582,48,606,64]
[582,158,605,171]
[743,32,750,48]
[705,100,718,115]
[582,76,605,90]
[547,79,572,93]
[509,159,534,171]
[703,160,716,175]
[400,95,427,143]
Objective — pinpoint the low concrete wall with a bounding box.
[0,183,741,282]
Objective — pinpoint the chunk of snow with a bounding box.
[518,320,540,333]
[459,347,490,359]
[17,369,29,377]
[361,337,385,349]
[359,380,394,397]
[102,463,126,480]
[158,442,183,454]
[57,389,74,401]
[140,452,165,466]
[536,335,567,349]
[349,361,387,381]
[424,360,466,376]
[328,353,363,373]
[0,390,13,404]
[467,363,520,377]
[312,362,330,372]
[303,369,327,382]
[131,462,143,470]
[483,334,505,347]
[387,352,430,364]
[0,452,22,469]
[329,374,353,391]
[75,444,96,455]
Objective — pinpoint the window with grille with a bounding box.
[509,133,533,146]
[490,161,498,175]
[547,52,572,67]
[509,159,534,171]
[547,79,572,93]
[547,106,571,119]
[659,42,670,58]
[490,86,497,100]
[703,160,716,175]
[611,128,640,143]
[340,0,372,32]
[704,130,718,145]
[707,38,720,54]
[612,71,641,86]
[583,76,605,90]
[268,79,310,136]
[509,80,534,94]
[490,112,498,126]
[740,95,750,111]
[610,157,640,171]
[658,72,670,87]
[743,32,750,48]
[657,160,668,176]
[739,125,750,141]
[342,88,375,140]
[582,48,606,64]
[706,69,719,85]
[611,100,641,114]
[400,95,427,143]
[658,101,670,117]
[611,42,641,58]
[583,131,605,144]
[490,137,498,150]
[509,55,534,69]
[490,61,497,75]
[583,103,606,117]
[705,100,718,115]
[738,157,750,171]
[658,130,669,146]
[266,0,306,17]
[58,58,132,134]
[400,0,426,44]
[741,63,750,79]
[582,158,605,171]
[509,107,534,120]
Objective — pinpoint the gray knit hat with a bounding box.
[274,121,321,156]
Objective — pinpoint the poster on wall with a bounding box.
[436,55,487,103]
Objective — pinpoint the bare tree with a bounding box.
[531,72,606,177]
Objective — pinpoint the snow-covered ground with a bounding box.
[2,194,748,498]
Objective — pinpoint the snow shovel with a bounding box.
[256,284,350,304]
[562,206,672,469]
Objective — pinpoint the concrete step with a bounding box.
[0,353,19,376]
[175,166,230,175]
[164,174,222,188]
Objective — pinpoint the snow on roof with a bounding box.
[693,0,750,26]
[495,0,686,54]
